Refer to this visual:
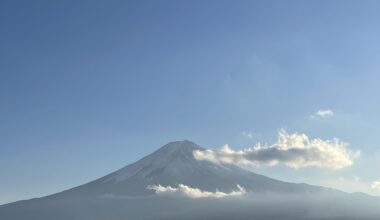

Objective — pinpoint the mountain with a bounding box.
[1,140,379,220]
[59,140,332,198]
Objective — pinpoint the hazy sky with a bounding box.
[1,0,380,205]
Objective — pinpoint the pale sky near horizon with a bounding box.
[1,0,380,205]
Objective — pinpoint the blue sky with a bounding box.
[1,0,380,204]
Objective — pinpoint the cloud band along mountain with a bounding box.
[147,183,246,198]
[194,130,359,169]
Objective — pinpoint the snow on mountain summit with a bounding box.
[104,140,206,182]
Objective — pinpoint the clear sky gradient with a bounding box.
[1,0,380,204]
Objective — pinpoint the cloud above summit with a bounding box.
[311,109,334,119]
[193,129,359,170]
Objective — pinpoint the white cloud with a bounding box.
[311,109,334,119]
[241,131,254,139]
[147,184,246,199]
[371,180,380,191]
[194,129,359,170]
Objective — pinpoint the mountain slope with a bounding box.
[57,140,334,198]
[1,140,379,220]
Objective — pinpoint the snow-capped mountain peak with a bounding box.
[60,140,332,198]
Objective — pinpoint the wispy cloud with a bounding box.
[194,129,359,170]
[147,184,246,199]
[241,131,254,139]
[310,109,334,119]
[371,180,380,191]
